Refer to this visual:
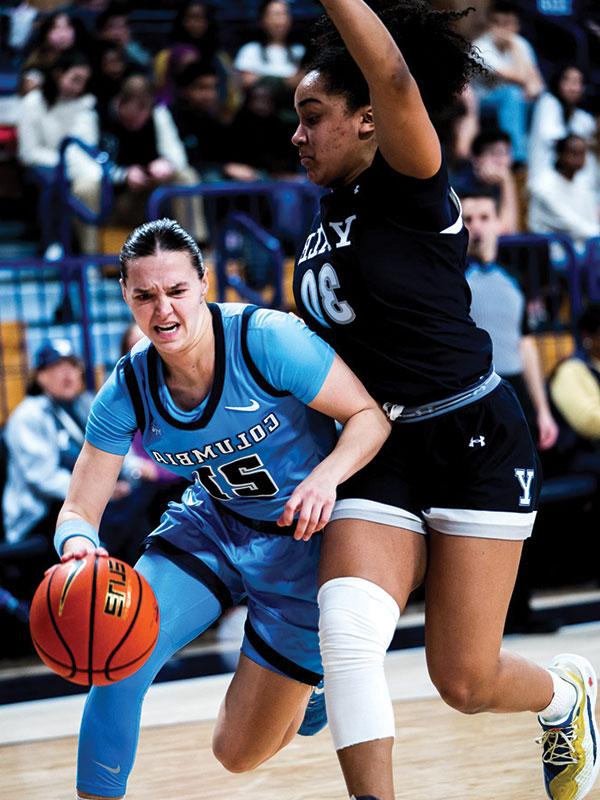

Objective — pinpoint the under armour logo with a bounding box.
[469,435,486,448]
[514,468,534,507]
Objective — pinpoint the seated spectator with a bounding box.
[89,40,131,121]
[21,10,89,73]
[17,50,95,253]
[233,0,305,109]
[528,64,598,190]
[472,0,544,163]
[528,134,600,253]
[452,129,519,234]
[72,73,206,252]
[154,2,235,113]
[154,43,199,107]
[95,2,151,71]
[550,304,600,477]
[229,78,298,178]
[171,60,257,182]
[2,339,154,564]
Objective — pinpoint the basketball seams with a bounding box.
[30,555,159,686]
[104,570,144,681]
[45,568,77,679]
[29,636,158,677]
[88,556,99,685]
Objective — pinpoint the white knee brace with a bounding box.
[318,577,400,750]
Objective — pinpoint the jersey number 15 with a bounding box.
[192,454,279,501]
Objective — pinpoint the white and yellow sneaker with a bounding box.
[538,654,599,800]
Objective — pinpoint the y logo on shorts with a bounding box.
[514,468,535,507]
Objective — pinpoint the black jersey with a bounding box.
[293,152,493,406]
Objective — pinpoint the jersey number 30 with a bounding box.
[192,454,279,500]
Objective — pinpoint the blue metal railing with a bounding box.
[497,233,579,331]
[216,211,285,307]
[56,137,115,253]
[0,256,126,411]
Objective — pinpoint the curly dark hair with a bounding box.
[305,0,482,122]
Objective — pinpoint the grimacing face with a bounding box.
[120,249,208,354]
[292,71,375,188]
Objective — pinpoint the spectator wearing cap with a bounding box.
[2,340,153,563]
[3,340,96,546]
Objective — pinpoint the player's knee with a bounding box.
[432,671,494,715]
[318,577,399,669]
[212,734,261,774]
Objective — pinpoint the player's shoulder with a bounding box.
[216,302,289,332]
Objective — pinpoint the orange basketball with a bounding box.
[29,554,160,686]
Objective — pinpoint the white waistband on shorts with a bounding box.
[383,370,501,424]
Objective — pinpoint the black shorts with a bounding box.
[332,382,540,540]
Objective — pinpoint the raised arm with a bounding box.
[278,353,390,540]
[320,0,440,177]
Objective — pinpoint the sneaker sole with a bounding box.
[550,653,599,800]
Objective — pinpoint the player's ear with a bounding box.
[358,105,375,138]
[119,277,128,303]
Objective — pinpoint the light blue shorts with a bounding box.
[144,486,323,685]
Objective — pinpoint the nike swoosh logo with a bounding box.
[224,399,260,412]
[94,761,121,774]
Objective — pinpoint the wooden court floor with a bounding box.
[4,695,600,800]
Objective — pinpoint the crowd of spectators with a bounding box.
[0,0,599,650]
[0,0,597,254]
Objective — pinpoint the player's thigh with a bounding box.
[213,654,311,760]
[322,443,428,608]
[424,382,539,678]
[319,520,426,610]
[424,530,523,682]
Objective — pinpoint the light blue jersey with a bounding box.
[86,303,336,522]
[77,303,338,798]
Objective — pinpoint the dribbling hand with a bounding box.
[45,537,108,576]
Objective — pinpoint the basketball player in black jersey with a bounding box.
[291,2,598,799]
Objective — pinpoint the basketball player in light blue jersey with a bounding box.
[50,218,390,800]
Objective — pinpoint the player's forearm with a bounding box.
[310,405,391,487]
[319,0,411,90]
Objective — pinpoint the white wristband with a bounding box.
[54,519,99,557]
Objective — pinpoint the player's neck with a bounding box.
[160,308,216,408]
